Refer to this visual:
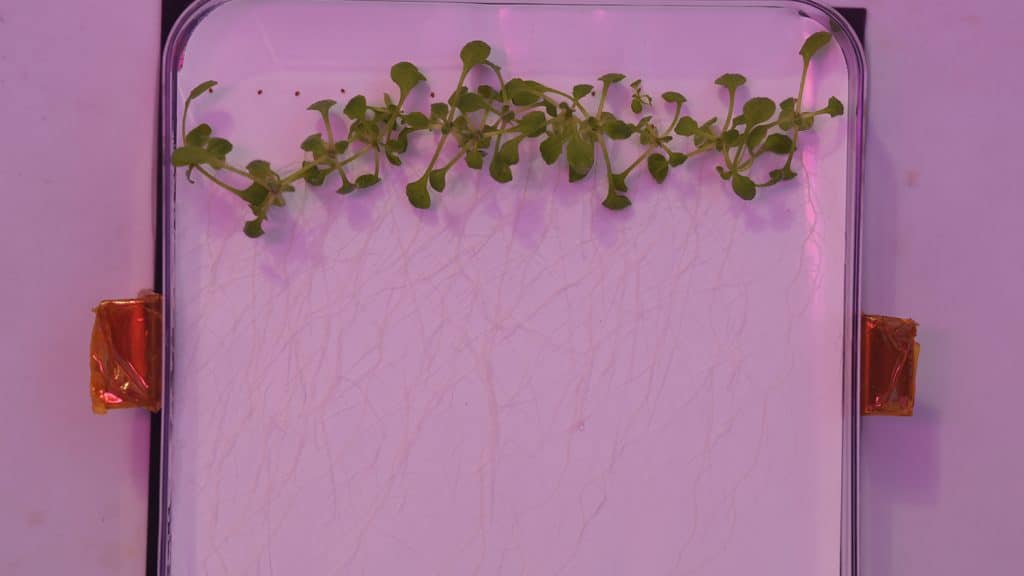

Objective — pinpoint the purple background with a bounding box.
[0,0,1021,574]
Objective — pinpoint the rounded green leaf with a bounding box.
[343,95,367,120]
[430,102,450,120]
[337,174,356,195]
[390,62,426,99]
[246,160,274,181]
[598,73,626,84]
[573,84,594,100]
[602,193,632,210]
[669,152,688,167]
[406,178,430,208]
[300,134,326,154]
[714,73,747,91]
[517,111,548,137]
[661,91,686,104]
[746,125,768,150]
[243,218,264,238]
[465,149,484,170]
[460,40,491,69]
[799,31,833,62]
[731,174,756,200]
[762,133,794,154]
[238,183,269,205]
[206,137,233,157]
[539,135,563,165]
[604,119,634,140]
[566,135,594,177]
[185,124,212,147]
[456,91,487,113]
[825,96,845,117]
[675,116,698,136]
[171,145,215,167]
[500,139,521,165]
[647,153,669,184]
[742,97,776,126]
[188,80,218,101]
[489,157,513,183]
[302,161,326,186]
[630,98,643,114]
[780,97,797,112]
[334,141,350,155]
[355,174,381,189]
[307,99,337,116]
[429,169,447,192]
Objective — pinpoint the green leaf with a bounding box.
[825,96,845,117]
[238,183,269,205]
[300,133,326,154]
[343,95,367,120]
[669,152,688,167]
[302,161,326,186]
[506,78,542,106]
[355,174,381,189]
[465,149,484,170]
[714,73,747,91]
[780,97,796,112]
[430,102,450,120]
[647,153,669,184]
[604,119,634,140]
[799,31,833,62]
[171,145,216,167]
[337,173,356,195]
[798,114,815,131]
[722,129,741,146]
[742,97,776,126]
[206,137,233,157]
[778,109,797,130]
[539,135,563,165]
[598,73,626,84]
[731,174,756,200]
[390,61,426,99]
[246,160,273,181]
[568,165,587,183]
[762,133,794,154]
[517,111,548,137]
[243,218,264,238]
[661,91,687,104]
[385,149,402,166]
[602,192,631,210]
[307,99,336,116]
[675,116,698,136]
[429,168,447,192]
[566,134,594,177]
[188,81,217,101]
[477,84,498,100]
[573,84,594,100]
[406,177,430,208]
[185,124,212,147]
[489,157,513,183]
[334,140,350,155]
[770,167,798,182]
[746,125,768,150]
[630,98,643,114]
[500,138,521,165]
[460,40,491,69]
[456,91,487,113]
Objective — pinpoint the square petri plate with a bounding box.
[159,1,865,574]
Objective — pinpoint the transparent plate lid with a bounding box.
[160,1,864,574]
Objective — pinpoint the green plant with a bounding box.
[172,33,843,238]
